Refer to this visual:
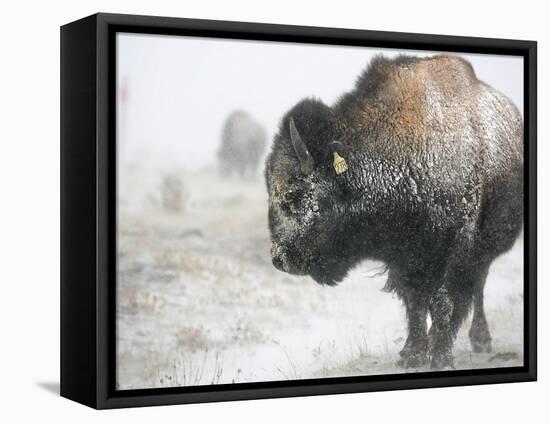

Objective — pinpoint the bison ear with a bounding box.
[328,141,350,175]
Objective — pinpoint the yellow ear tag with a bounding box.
[333,152,348,175]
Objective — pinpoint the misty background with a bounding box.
[116,33,523,170]
[115,33,524,390]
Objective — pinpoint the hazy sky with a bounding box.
[117,33,523,170]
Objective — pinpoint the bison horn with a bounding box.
[289,117,314,176]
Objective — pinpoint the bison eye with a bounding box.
[285,190,302,204]
[281,190,302,214]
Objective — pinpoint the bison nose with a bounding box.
[272,255,285,271]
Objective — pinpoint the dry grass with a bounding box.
[116,166,524,389]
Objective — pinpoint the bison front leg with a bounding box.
[397,287,429,368]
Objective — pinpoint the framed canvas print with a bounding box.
[60,13,537,409]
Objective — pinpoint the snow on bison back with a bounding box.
[264,54,523,370]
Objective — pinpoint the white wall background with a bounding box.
[0,0,545,422]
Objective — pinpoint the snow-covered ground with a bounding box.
[116,165,524,390]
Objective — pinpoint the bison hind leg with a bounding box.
[469,317,492,353]
[468,263,492,353]
[428,260,491,368]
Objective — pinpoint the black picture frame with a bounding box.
[60,12,537,409]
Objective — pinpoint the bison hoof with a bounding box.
[471,339,492,353]
[396,352,428,368]
[469,327,492,353]
[430,352,454,370]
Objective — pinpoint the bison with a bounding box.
[218,110,267,177]
[265,55,523,369]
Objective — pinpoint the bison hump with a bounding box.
[343,55,479,145]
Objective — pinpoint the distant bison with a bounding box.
[218,110,267,177]
[265,55,523,369]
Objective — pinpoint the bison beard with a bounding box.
[264,54,524,370]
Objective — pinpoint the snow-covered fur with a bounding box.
[264,55,523,369]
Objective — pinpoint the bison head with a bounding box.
[265,99,358,285]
